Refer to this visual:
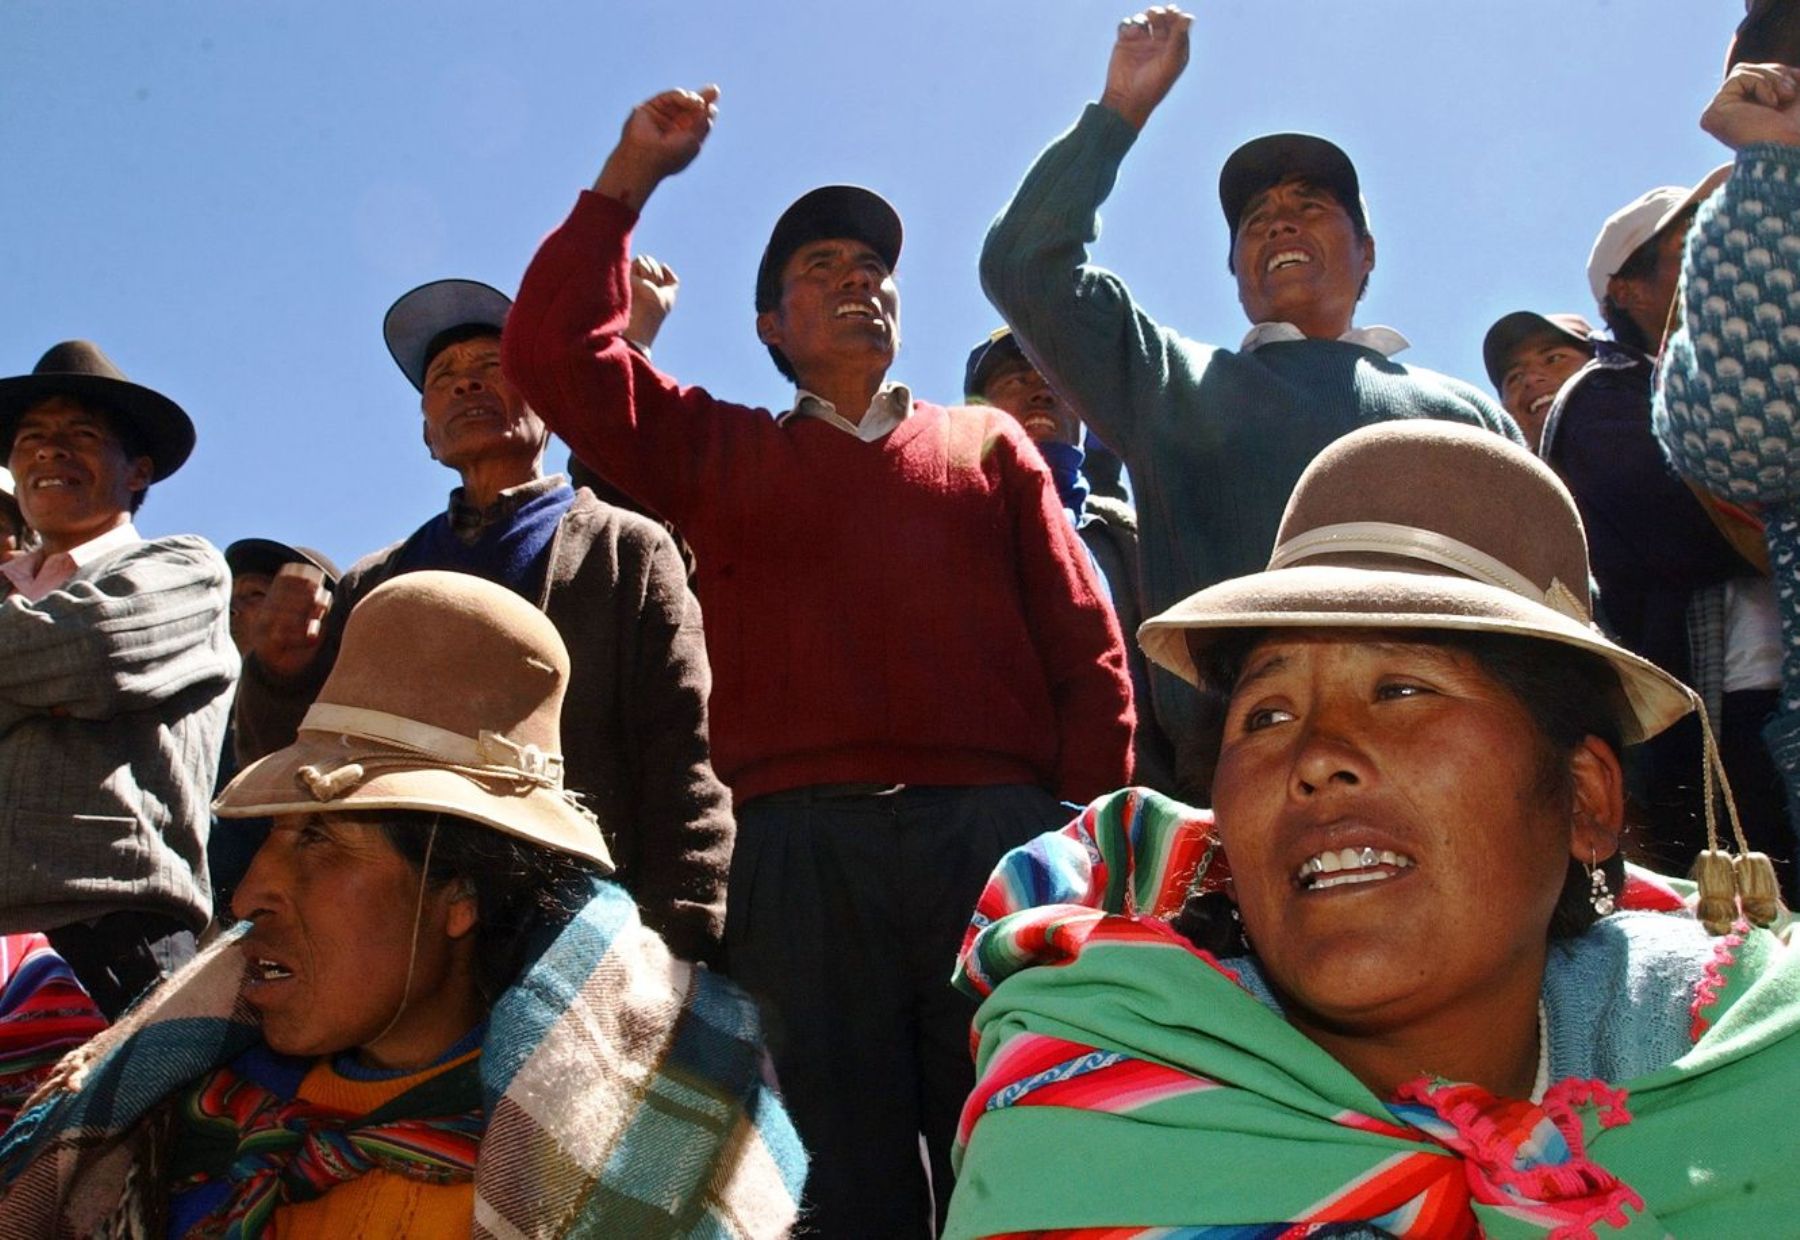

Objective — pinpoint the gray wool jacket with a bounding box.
[0,535,237,935]
[233,484,735,966]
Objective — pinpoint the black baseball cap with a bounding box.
[1219,133,1365,258]
[963,328,1029,401]
[754,185,903,313]
[1481,312,1596,392]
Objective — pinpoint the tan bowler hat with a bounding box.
[1138,421,1697,745]
[214,570,612,869]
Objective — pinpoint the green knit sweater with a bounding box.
[980,103,1523,747]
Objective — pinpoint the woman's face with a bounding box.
[230,813,482,1069]
[1210,631,1611,1038]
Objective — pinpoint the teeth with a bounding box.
[1530,395,1554,415]
[1295,848,1415,886]
[255,958,293,980]
[1311,870,1390,891]
[1266,250,1311,272]
[835,304,873,317]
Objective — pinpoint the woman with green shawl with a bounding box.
[946,421,1800,1238]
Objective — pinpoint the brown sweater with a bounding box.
[234,486,733,964]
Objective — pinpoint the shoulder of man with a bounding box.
[88,534,229,590]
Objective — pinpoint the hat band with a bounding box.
[300,703,566,786]
[1267,521,1591,623]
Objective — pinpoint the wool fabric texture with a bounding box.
[946,789,1800,1238]
[0,877,805,1237]
[167,1046,483,1238]
[1654,143,1800,842]
[394,481,575,600]
[0,934,106,1132]
[504,191,1134,805]
[980,103,1522,748]
[0,535,236,935]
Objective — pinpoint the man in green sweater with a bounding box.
[981,5,1521,775]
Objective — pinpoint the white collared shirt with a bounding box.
[1,521,143,602]
[778,382,914,443]
[1239,323,1411,357]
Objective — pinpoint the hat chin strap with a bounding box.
[301,703,564,786]
[1267,521,1591,624]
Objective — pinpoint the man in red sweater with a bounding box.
[504,85,1134,1237]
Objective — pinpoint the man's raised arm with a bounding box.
[979,7,1194,463]
[503,86,752,527]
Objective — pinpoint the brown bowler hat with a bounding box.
[0,341,196,481]
[1138,421,1696,744]
[214,570,612,869]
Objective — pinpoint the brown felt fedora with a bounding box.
[1138,421,1696,745]
[0,341,196,481]
[214,570,612,869]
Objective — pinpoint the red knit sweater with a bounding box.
[505,191,1133,804]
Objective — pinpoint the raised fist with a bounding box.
[626,255,681,351]
[1102,6,1194,131]
[1701,62,1800,151]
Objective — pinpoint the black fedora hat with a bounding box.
[224,538,342,589]
[0,341,196,482]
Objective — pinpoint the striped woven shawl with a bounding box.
[946,788,1800,1238]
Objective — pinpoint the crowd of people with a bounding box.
[0,3,1797,1236]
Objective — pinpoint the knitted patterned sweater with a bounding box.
[504,191,1134,805]
[1655,143,1800,767]
[980,103,1523,746]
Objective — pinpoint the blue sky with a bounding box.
[3,0,1747,567]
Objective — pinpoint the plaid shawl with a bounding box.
[0,877,805,1238]
[946,788,1800,1239]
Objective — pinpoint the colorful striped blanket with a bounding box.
[0,934,106,1133]
[0,877,806,1237]
[946,788,1800,1239]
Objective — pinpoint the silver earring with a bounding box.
[1588,850,1616,917]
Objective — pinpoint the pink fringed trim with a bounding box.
[1688,921,1747,1042]
[1393,1076,1644,1239]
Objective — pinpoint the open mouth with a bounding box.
[1295,846,1415,892]
[1265,250,1312,273]
[29,475,81,491]
[1529,394,1554,417]
[1021,414,1059,437]
[251,957,294,982]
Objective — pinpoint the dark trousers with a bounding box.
[726,783,1067,1239]
[47,910,196,1021]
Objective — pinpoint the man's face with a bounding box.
[981,358,1082,446]
[1499,334,1592,449]
[1232,177,1374,329]
[7,397,150,552]
[756,238,900,385]
[420,335,547,473]
[229,572,273,655]
[1611,208,1696,347]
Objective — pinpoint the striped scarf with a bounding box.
[170,1052,482,1238]
[946,788,1800,1239]
[0,934,107,1132]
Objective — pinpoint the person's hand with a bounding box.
[248,563,330,681]
[594,86,721,212]
[1701,62,1800,150]
[1101,6,1193,131]
[625,255,680,351]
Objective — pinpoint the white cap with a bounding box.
[1585,166,1733,315]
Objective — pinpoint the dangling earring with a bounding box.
[1588,849,1616,917]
